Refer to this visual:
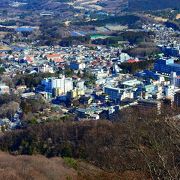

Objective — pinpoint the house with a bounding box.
[79,95,93,105]
[0,84,9,94]
[70,61,85,70]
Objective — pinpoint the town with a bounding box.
[0,21,180,131]
[0,1,180,179]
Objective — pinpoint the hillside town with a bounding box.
[0,21,180,131]
[0,1,180,180]
[0,0,180,141]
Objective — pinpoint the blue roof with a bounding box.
[16,27,33,32]
[168,64,180,68]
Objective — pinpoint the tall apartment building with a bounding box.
[41,76,73,95]
[174,91,180,107]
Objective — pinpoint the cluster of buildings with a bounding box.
[40,76,85,99]
[142,23,180,45]
[158,45,180,57]
[0,37,180,121]
[33,56,180,120]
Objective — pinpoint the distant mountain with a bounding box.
[3,0,180,12]
[4,0,179,13]
[128,0,180,11]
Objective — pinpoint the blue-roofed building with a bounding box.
[135,70,159,80]
[144,84,156,94]
[104,87,121,102]
[15,27,34,32]
[158,45,180,57]
[154,58,180,75]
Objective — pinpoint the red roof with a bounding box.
[46,54,61,59]
[127,59,140,63]
[25,55,34,63]
[53,58,64,63]
[0,53,5,57]
[91,61,98,66]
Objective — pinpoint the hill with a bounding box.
[1,0,180,12]
[0,152,77,180]
[0,108,179,180]
[0,152,150,179]
[129,0,180,11]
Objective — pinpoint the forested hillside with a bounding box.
[0,108,179,179]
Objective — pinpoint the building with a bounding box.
[137,99,161,114]
[174,91,180,107]
[21,92,36,98]
[164,85,174,100]
[158,45,180,57]
[170,72,180,87]
[76,80,85,90]
[104,86,136,103]
[93,69,109,80]
[119,53,130,62]
[41,76,73,95]
[67,88,85,99]
[142,84,156,99]
[16,85,27,93]
[121,79,142,88]
[154,58,180,75]
[70,61,85,70]
[0,84,9,94]
[39,64,54,73]
[104,87,121,102]
[135,70,159,80]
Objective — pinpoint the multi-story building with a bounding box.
[170,72,180,87]
[174,91,180,107]
[164,85,175,100]
[41,76,73,95]
[158,45,180,57]
[104,87,136,103]
[104,87,121,102]
[154,58,180,75]
[137,99,161,114]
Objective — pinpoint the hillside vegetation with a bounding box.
[0,152,77,180]
[0,152,150,180]
[0,107,179,179]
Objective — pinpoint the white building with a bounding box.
[156,85,163,99]
[77,80,85,90]
[0,84,9,94]
[42,76,73,95]
[119,53,130,62]
[164,85,174,100]
[39,64,54,73]
[104,87,135,102]
[93,69,109,80]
